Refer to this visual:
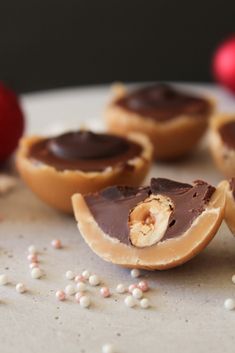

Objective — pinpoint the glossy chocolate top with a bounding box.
[219,121,235,150]
[85,186,150,244]
[85,178,215,245]
[29,131,142,172]
[115,84,211,121]
[150,178,215,240]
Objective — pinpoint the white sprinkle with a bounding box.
[0,274,8,285]
[102,343,115,353]
[130,269,140,278]
[16,283,26,294]
[75,291,83,303]
[124,295,136,308]
[224,298,235,310]
[132,287,143,299]
[116,283,126,294]
[74,274,85,283]
[56,290,66,301]
[77,282,86,292]
[29,262,38,269]
[89,274,100,286]
[27,254,38,263]
[31,267,43,279]
[100,287,110,298]
[82,270,90,280]
[232,274,235,284]
[140,298,150,309]
[28,245,37,254]
[65,270,75,280]
[128,283,137,293]
[79,295,91,308]
[65,284,76,295]
[137,280,149,292]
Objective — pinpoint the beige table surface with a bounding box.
[1,83,235,353]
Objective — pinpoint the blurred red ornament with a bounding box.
[0,83,24,163]
[213,35,235,93]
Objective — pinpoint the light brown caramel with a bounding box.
[223,180,235,235]
[209,114,235,177]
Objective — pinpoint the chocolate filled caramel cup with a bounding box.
[224,178,235,235]
[209,114,235,177]
[72,178,225,270]
[105,83,215,160]
[16,130,153,213]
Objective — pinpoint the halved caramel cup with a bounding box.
[72,181,225,270]
[16,132,153,213]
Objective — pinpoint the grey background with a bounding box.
[0,0,234,93]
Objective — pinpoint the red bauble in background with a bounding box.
[213,35,235,93]
[0,83,24,163]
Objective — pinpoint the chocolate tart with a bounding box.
[209,114,235,177]
[105,83,214,160]
[72,178,225,270]
[223,178,235,235]
[16,130,153,213]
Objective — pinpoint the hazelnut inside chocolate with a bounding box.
[219,121,235,150]
[85,178,215,247]
[115,83,211,121]
[28,131,143,172]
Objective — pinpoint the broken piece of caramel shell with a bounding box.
[72,180,226,270]
[129,195,173,248]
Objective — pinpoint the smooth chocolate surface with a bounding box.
[85,178,215,246]
[116,83,211,122]
[28,131,142,172]
[219,121,235,150]
[85,186,150,244]
[151,178,215,240]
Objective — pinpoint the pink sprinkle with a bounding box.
[29,262,39,269]
[51,239,62,249]
[128,284,138,293]
[27,254,38,263]
[138,280,149,292]
[56,290,66,301]
[75,292,83,303]
[100,287,110,298]
[74,275,85,283]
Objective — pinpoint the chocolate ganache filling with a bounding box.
[116,83,211,122]
[219,121,235,150]
[29,131,142,172]
[85,178,215,245]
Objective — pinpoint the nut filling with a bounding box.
[129,195,173,248]
[85,178,215,247]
